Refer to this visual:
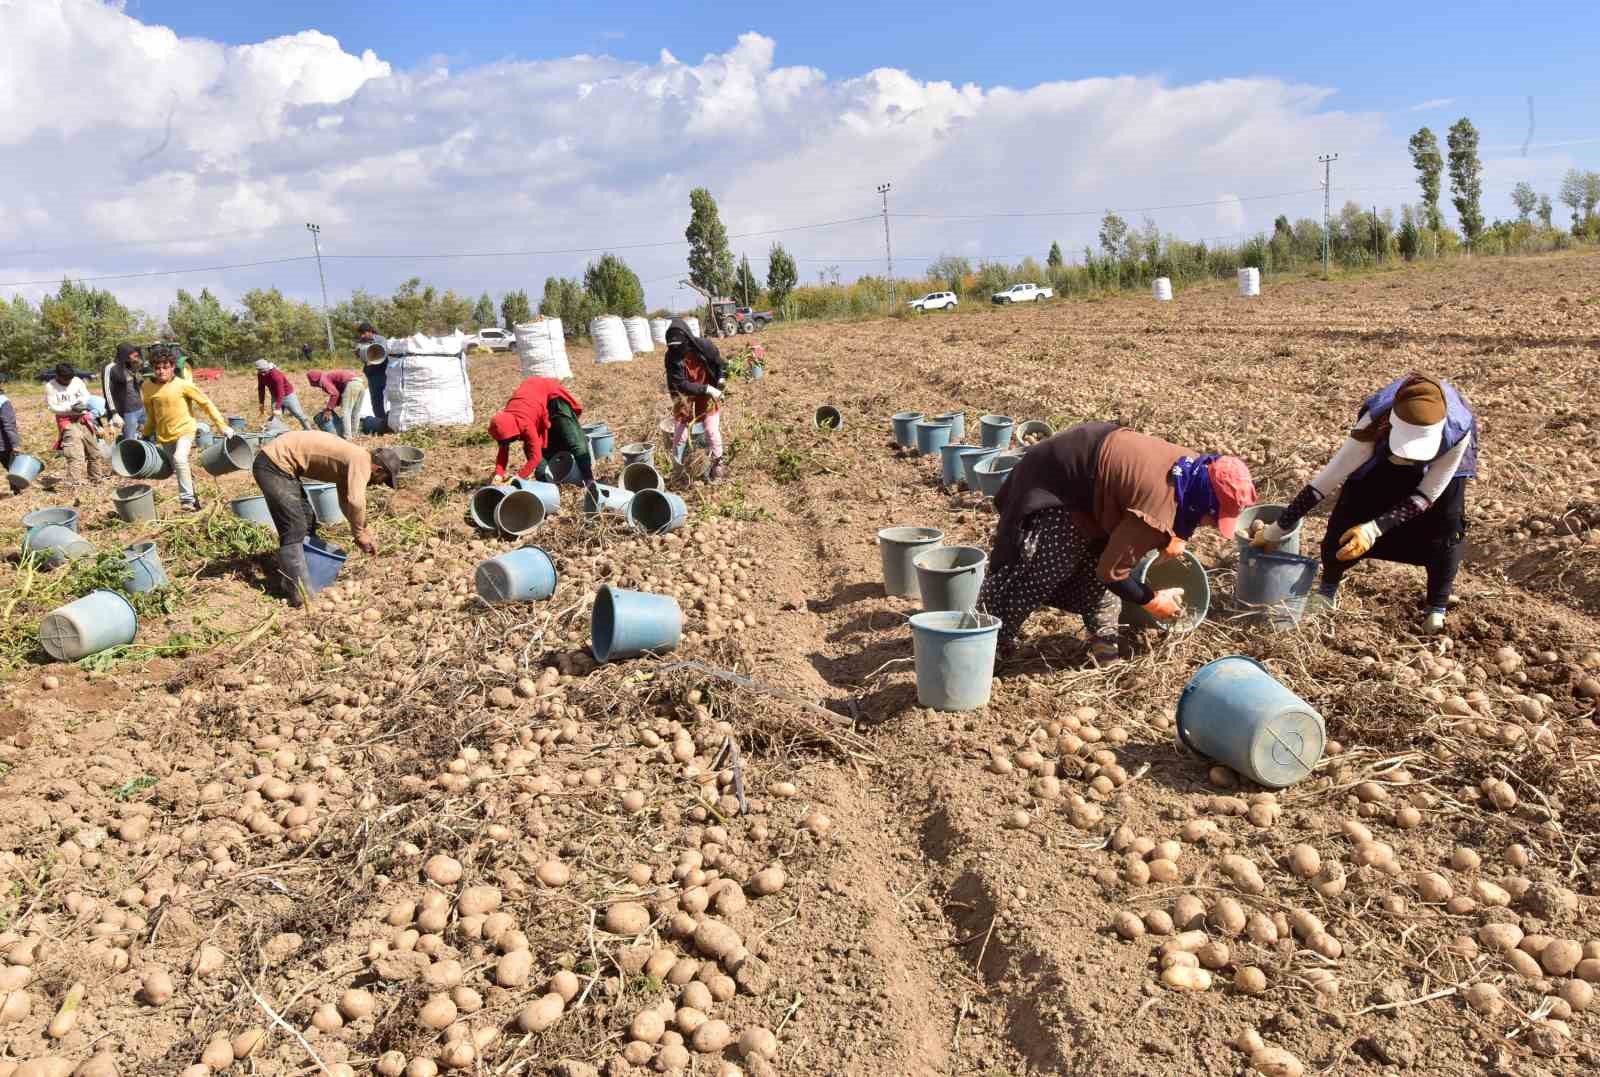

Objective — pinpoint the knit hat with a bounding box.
[1388,376,1447,461]
[254,359,273,372]
[1207,456,1258,540]
[487,411,519,443]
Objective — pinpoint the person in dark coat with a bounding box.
[1255,373,1477,634]
[664,317,728,482]
[101,343,145,442]
[356,321,389,429]
[0,388,22,481]
[980,422,1256,664]
[488,376,589,482]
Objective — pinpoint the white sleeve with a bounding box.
[44,382,72,414]
[1417,435,1470,502]
[1309,414,1378,497]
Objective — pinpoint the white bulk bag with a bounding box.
[590,316,632,363]
[1238,267,1261,298]
[514,318,572,379]
[684,316,701,337]
[649,317,670,344]
[624,316,654,354]
[1153,277,1173,302]
[383,331,475,430]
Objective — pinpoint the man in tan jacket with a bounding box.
[252,430,402,606]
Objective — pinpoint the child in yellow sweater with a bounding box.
[140,347,227,511]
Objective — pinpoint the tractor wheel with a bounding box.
[740,320,755,334]
[719,318,738,336]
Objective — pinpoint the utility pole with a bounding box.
[306,222,335,355]
[877,182,894,312]
[1317,154,1338,278]
[742,252,750,307]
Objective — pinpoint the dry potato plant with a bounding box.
[1,251,1598,1077]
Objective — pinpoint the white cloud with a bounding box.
[3,0,1452,317]
[1407,98,1455,112]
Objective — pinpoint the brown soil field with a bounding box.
[2,250,1599,1077]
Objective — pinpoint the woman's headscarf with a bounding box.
[1169,455,1221,539]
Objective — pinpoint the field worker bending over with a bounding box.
[140,347,228,511]
[252,430,401,607]
[306,369,367,439]
[664,318,728,484]
[1254,373,1477,634]
[488,376,590,483]
[256,360,311,429]
[980,422,1257,664]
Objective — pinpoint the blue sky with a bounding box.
[2,1,1593,316]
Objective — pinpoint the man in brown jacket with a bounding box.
[251,430,402,606]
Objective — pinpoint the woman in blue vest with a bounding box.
[1256,374,1477,633]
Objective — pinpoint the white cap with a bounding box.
[254,359,273,372]
[1388,415,1444,461]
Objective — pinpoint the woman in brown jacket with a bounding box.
[979,421,1256,663]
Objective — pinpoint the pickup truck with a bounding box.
[990,283,1053,304]
[469,328,513,352]
[734,307,773,332]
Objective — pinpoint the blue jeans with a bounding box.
[365,364,388,423]
[118,408,145,441]
[277,393,311,430]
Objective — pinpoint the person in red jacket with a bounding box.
[488,377,591,483]
[305,369,367,439]
[255,360,311,429]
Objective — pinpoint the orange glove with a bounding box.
[1142,587,1186,621]
[1336,522,1380,562]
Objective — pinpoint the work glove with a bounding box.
[1142,587,1186,621]
[1250,521,1288,552]
[704,386,723,400]
[1160,535,1187,561]
[1336,521,1381,562]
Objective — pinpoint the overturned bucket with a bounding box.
[912,546,988,613]
[620,461,665,493]
[494,489,547,537]
[891,411,924,449]
[591,585,682,663]
[7,453,45,492]
[582,482,633,517]
[112,440,172,480]
[112,484,157,523]
[626,488,687,535]
[476,546,558,603]
[470,485,515,532]
[199,433,254,477]
[546,451,583,485]
[510,477,561,515]
[39,590,137,662]
[1176,655,1326,788]
[1121,551,1210,632]
[878,526,944,599]
[910,611,1000,711]
[122,542,169,593]
[814,405,843,431]
[23,524,95,569]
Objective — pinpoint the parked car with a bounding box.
[990,283,1053,304]
[910,291,958,312]
[471,328,513,352]
[733,307,773,333]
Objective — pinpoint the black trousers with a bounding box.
[252,453,318,604]
[1321,465,1467,611]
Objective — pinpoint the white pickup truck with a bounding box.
[990,282,1053,304]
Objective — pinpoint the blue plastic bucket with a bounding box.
[1233,503,1302,558]
[470,485,515,532]
[1015,419,1054,444]
[122,542,169,592]
[494,490,547,536]
[913,420,953,457]
[314,412,338,434]
[1176,655,1326,788]
[1121,551,1210,632]
[912,546,988,613]
[626,489,688,534]
[1236,549,1319,627]
[112,484,157,523]
[910,611,1001,711]
[22,507,80,533]
[591,585,682,663]
[302,481,345,525]
[476,546,558,603]
[581,421,611,438]
[959,447,997,490]
[973,452,1020,497]
[814,405,843,431]
[112,440,172,480]
[621,462,665,493]
[891,411,924,449]
[588,430,617,462]
[227,415,247,432]
[229,494,276,529]
[510,477,561,515]
[546,452,582,485]
[200,434,254,477]
[621,442,654,467]
[978,415,1015,450]
[23,524,95,569]
[302,537,346,595]
[8,453,45,491]
[582,482,633,517]
[878,526,944,599]
[39,590,137,662]
[933,411,966,442]
[938,443,970,489]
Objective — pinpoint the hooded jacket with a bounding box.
[306,370,360,408]
[0,393,20,456]
[489,377,583,479]
[663,318,726,397]
[102,344,144,419]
